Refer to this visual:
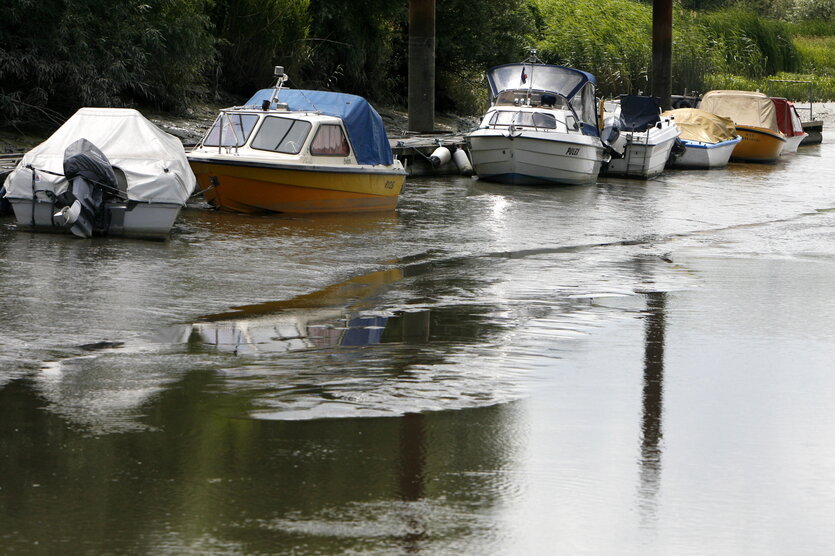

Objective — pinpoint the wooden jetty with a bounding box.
[767,78,824,145]
[390,133,472,177]
[0,131,475,187]
[801,120,823,145]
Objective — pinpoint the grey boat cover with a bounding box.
[3,108,196,204]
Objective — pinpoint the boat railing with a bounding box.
[217,110,243,154]
[767,79,815,120]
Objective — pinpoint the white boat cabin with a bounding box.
[195,109,358,165]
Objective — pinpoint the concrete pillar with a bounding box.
[651,0,673,110]
[408,0,435,132]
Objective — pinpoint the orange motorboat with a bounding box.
[699,90,786,162]
[188,71,406,214]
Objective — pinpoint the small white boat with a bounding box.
[601,95,681,179]
[771,97,808,154]
[664,108,742,169]
[3,108,195,239]
[467,51,608,185]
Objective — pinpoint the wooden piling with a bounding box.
[651,0,673,110]
[408,0,435,133]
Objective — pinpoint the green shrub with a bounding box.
[794,36,835,75]
[211,0,310,96]
[302,1,405,103]
[435,0,535,113]
[0,0,215,127]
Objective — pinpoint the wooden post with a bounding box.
[651,0,673,110]
[408,0,435,132]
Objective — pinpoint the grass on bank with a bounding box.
[704,72,835,101]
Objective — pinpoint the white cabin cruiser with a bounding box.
[601,95,681,179]
[3,108,195,239]
[467,53,608,185]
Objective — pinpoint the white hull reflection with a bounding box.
[188,267,430,355]
[193,310,392,355]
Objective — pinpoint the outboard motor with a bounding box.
[670,136,687,160]
[54,138,118,238]
[601,115,626,158]
[0,184,12,216]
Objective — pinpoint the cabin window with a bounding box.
[251,117,311,154]
[203,114,259,147]
[489,111,516,126]
[310,125,350,156]
[488,111,556,129]
[532,113,557,128]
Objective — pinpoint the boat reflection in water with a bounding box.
[194,311,394,355]
[189,268,429,354]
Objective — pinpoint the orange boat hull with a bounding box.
[189,157,406,214]
[731,125,786,162]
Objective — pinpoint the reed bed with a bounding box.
[529,0,835,101]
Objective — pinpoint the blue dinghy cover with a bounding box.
[246,89,393,166]
[619,95,662,131]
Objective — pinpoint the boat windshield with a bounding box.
[486,63,599,132]
[488,64,594,102]
[203,113,259,147]
[488,111,557,129]
[251,116,312,154]
[494,91,570,110]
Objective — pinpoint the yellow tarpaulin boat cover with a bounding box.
[698,90,780,132]
[662,108,737,143]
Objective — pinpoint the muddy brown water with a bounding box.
[2,139,835,554]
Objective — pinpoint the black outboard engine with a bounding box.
[54,138,118,238]
[0,184,11,216]
[602,115,626,158]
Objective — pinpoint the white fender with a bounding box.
[452,147,473,176]
[429,146,451,168]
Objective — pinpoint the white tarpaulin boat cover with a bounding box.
[662,108,737,143]
[4,108,195,204]
[698,90,780,132]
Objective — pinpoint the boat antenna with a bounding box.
[526,48,537,105]
[270,66,288,106]
[296,89,320,113]
[266,66,320,113]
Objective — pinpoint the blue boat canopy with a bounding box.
[246,89,393,166]
[618,95,662,131]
